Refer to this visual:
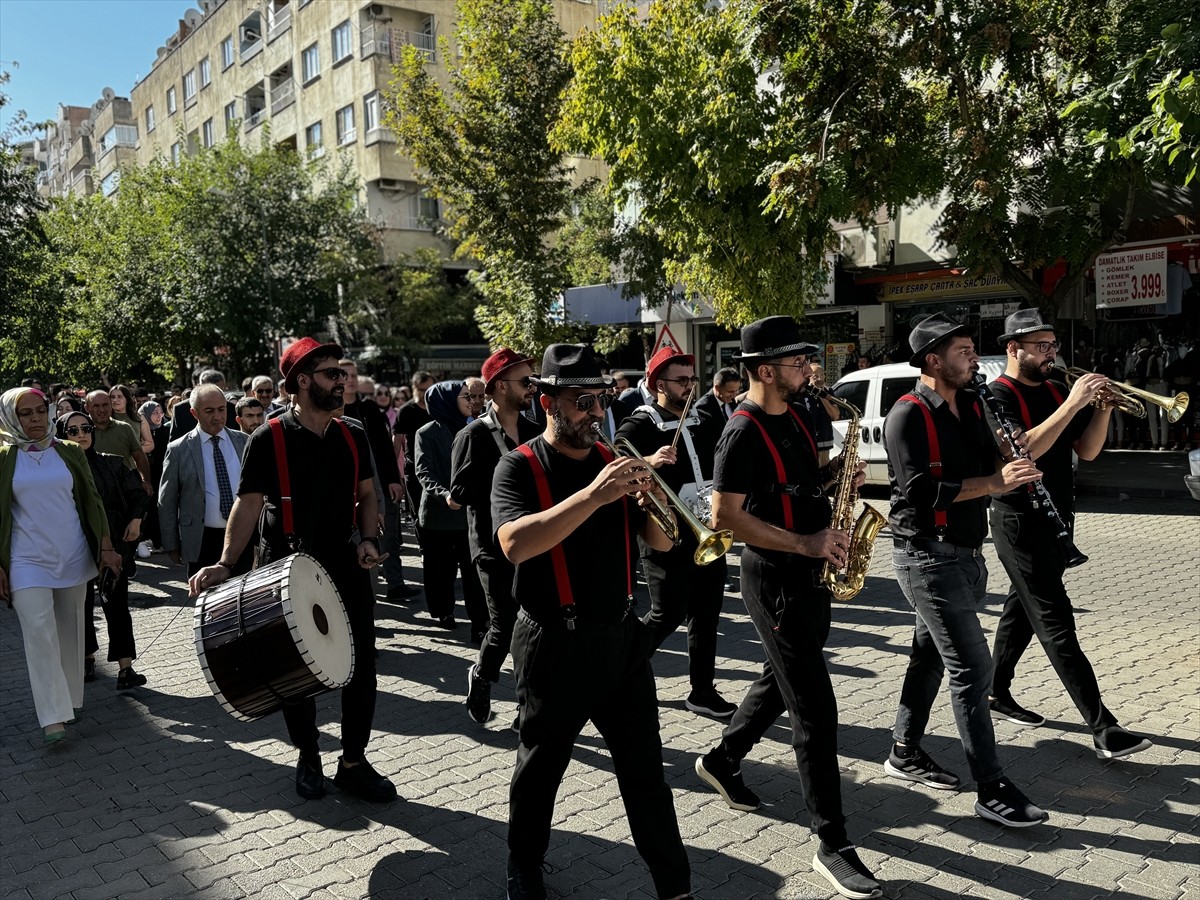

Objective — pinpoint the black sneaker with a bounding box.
[435,615,457,630]
[84,658,96,683]
[333,757,398,803]
[1094,726,1153,760]
[975,779,1049,828]
[685,689,737,719]
[695,747,760,811]
[506,856,547,900]
[386,584,421,601]
[812,843,882,899]
[883,744,960,790]
[295,754,326,800]
[116,666,147,690]
[989,694,1045,727]
[466,664,492,723]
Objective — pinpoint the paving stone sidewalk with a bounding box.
[2,496,1197,899]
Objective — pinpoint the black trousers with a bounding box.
[84,572,135,661]
[421,527,486,629]
[187,526,253,578]
[990,506,1118,735]
[282,544,378,761]
[476,555,519,683]
[509,610,690,898]
[720,549,847,848]
[641,543,726,692]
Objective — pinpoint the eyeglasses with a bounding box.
[498,375,538,389]
[771,361,812,369]
[461,393,487,405]
[661,376,700,388]
[565,392,612,413]
[66,425,95,436]
[1018,340,1061,354]
[308,367,348,381]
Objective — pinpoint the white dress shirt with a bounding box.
[201,429,241,528]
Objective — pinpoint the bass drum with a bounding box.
[194,553,354,721]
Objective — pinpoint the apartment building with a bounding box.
[32,102,96,197]
[128,0,604,262]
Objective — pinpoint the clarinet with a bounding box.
[973,374,1088,569]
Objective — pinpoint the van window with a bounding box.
[881,377,918,418]
[833,379,869,416]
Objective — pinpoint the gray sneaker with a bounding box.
[813,844,882,899]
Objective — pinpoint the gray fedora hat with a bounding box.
[908,313,972,367]
[997,309,1055,346]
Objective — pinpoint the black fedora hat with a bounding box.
[997,309,1055,346]
[733,316,819,364]
[531,344,614,391]
[908,312,971,367]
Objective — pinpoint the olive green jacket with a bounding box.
[0,441,110,574]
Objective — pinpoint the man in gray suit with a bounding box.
[159,384,252,577]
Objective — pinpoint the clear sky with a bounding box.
[1,0,191,133]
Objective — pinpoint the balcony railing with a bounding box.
[361,26,391,60]
[364,126,395,145]
[241,38,263,63]
[246,107,267,130]
[270,79,296,114]
[398,215,435,231]
[361,28,436,62]
[404,31,436,60]
[267,5,291,41]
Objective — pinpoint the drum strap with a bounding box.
[269,417,360,547]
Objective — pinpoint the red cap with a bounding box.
[645,346,695,392]
[280,337,343,392]
[482,347,535,393]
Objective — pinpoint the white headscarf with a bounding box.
[0,388,56,452]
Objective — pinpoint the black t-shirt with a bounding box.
[490,435,642,625]
[450,411,542,564]
[713,400,831,566]
[795,395,834,450]
[238,411,374,562]
[394,399,432,474]
[989,376,1090,514]
[884,381,997,548]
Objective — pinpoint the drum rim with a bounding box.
[194,574,255,722]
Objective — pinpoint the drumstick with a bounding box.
[668,385,697,454]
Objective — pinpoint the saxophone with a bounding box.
[812,387,887,601]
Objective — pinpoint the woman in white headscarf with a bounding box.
[0,387,119,743]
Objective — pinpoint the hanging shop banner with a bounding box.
[877,273,1011,302]
[1095,246,1168,308]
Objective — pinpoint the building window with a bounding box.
[167,86,177,114]
[183,69,197,102]
[100,124,138,153]
[202,118,215,148]
[221,36,234,70]
[305,120,323,158]
[224,100,238,132]
[331,20,352,63]
[417,189,439,222]
[200,57,212,88]
[301,43,320,83]
[170,142,181,164]
[363,91,380,134]
[145,105,156,132]
[101,171,121,196]
[335,104,355,145]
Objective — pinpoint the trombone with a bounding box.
[591,423,734,566]
[1059,367,1191,423]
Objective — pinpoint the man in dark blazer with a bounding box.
[695,367,741,424]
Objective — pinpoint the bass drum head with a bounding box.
[281,554,354,688]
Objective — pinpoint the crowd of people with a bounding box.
[0,307,1170,900]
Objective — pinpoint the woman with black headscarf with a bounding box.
[413,381,487,638]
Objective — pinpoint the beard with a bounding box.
[1018,355,1052,383]
[308,380,344,412]
[552,410,598,450]
[774,379,804,405]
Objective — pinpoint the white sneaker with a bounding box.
[136,541,152,559]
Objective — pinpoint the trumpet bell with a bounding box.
[1165,392,1190,424]
[694,528,734,566]
[1060,366,1189,422]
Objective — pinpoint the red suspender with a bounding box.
[995,375,1066,429]
[897,394,947,533]
[731,409,794,530]
[268,417,361,543]
[786,406,819,460]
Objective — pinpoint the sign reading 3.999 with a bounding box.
[1095,246,1168,308]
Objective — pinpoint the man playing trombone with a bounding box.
[491,344,690,900]
[616,346,736,719]
[987,309,1152,759]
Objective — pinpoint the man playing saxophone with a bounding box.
[692,316,882,900]
[987,309,1152,759]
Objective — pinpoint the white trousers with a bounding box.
[11,583,87,728]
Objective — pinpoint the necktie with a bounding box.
[211,434,234,519]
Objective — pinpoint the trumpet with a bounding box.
[1059,366,1190,423]
[591,423,734,566]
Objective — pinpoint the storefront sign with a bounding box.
[979,300,1023,319]
[877,273,1010,302]
[1095,246,1168,308]
[826,342,856,376]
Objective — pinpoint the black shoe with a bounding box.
[470,628,487,644]
[435,615,458,630]
[386,585,421,601]
[116,666,147,690]
[685,688,737,719]
[466,664,492,723]
[333,757,398,803]
[975,779,1049,828]
[989,694,1046,727]
[695,747,759,811]
[1094,726,1153,760]
[883,744,960,790]
[295,754,326,800]
[84,658,96,683]
[506,856,547,900]
[812,843,882,899]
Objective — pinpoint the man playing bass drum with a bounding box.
[615,346,736,718]
[693,316,882,900]
[987,309,1152,759]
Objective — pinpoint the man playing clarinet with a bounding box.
[987,309,1152,759]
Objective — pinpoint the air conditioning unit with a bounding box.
[377,178,404,192]
[874,224,893,267]
[839,231,867,267]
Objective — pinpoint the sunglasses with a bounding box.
[498,375,539,389]
[565,392,612,413]
[308,367,348,381]
[255,388,275,396]
[66,425,95,436]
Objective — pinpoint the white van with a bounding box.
[829,356,1009,485]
